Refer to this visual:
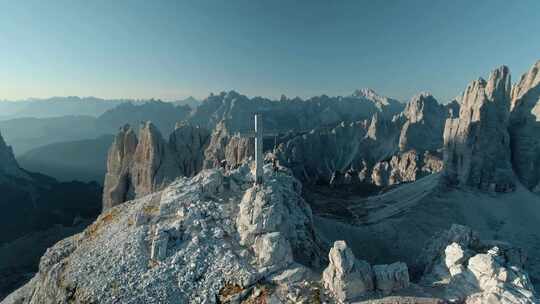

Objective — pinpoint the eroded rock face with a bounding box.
[371,150,443,187]
[102,122,211,210]
[322,240,411,302]
[275,121,370,184]
[236,167,322,267]
[443,66,515,192]
[509,60,540,192]
[398,93,447,152]
[169,122,211,177]
[322,240,374,302]
[130,122,180,199]
[203,120,253,170]
[420,225,537,304]
[373,262,410,295]
[274,93,450,188]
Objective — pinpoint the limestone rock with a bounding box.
[443,66,515,192]
[275,121,370,185]
[398,93,447,152]
[236,165,322,266]
[509,60,540,192]
[274,93,449,187]
[322,240,374,302]
[371,150,443,187]
[4,164,323,304]
[352,88,404,118]
[419,224,481,277]
[130,122,180,199]
[253,232,293,272]
[102,124,139,210]
[169,122,211,177]
[373,262,410,295]
[203,120,253,170]
[420,225,538,304]
[102,122,211,210]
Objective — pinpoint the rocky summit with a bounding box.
[3,164,325,303]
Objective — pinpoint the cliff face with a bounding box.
[509,60,540,192]
[169,122,211,177]
[0,131,30,181]
[274,93,451,187]
[102,122,211,210]
[397,93,447,152]
[202,120,253,170]
[443,66,515,192]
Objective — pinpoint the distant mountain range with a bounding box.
[0,96,200,120]
[17,135,114,184]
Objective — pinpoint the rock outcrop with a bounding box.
[236,168,322,267]
[509,60,540,192]
[420,224,537,303]
[371,150,443,187]
[443,66,516,192]
[203,120,253,170]
[102,122,211,210]
[323,240,374,302]
[373,262,410,295]
[322,240,410,302]
[4,164,323,304]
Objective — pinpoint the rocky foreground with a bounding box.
[3,164,537,303]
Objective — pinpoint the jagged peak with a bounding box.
[138,121,164,142]
[119,123,133,133]
[402,93,442,122]
[512,59,540,103]
[352,88,387,103]
[411,91,434,100]
[486,65,511,101]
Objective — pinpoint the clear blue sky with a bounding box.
[0,0,539,102]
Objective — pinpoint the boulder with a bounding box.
[253,232,293,272]
[322,240,374,302]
